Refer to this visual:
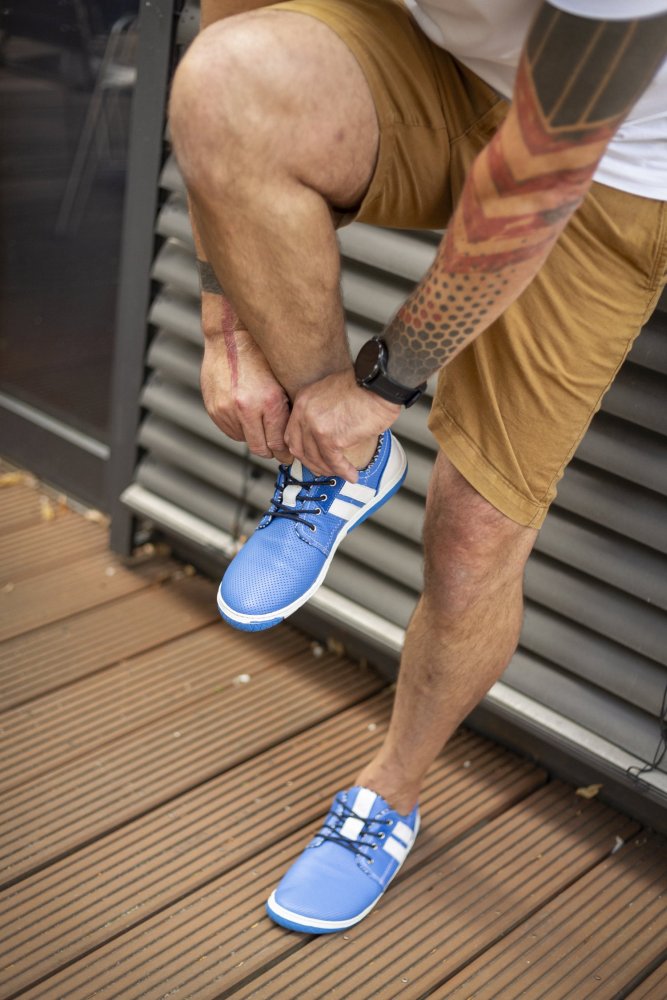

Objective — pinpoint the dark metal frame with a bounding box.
[0,393,109,508]
[107,0,178,553]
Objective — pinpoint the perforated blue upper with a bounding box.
[221,518,327,615]
[272,786,419,922]
[221,433,403,619]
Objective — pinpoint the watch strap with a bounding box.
[362,372,425,407]
[355,337,426,408]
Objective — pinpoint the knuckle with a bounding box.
[233,393,249,414]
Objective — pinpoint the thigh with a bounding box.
[428,183,667,529]
[271,0,508,228]
[176,8,380,210]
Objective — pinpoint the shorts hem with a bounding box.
[428,402,550,530]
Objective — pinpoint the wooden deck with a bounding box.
[1,469,665,1000]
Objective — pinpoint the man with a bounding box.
[169,0,667,934]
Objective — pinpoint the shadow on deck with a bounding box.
[1,468,665,999]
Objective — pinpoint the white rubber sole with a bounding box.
[217,436,407,628]
[266,810,420,933]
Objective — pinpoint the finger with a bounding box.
[321,449,359,483]
[240,414,273,460]
[263,411,291,465]
[284,415,304,469]
[212,412,244,442]
[301,429,336,478]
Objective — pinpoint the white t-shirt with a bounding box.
[405,0,667,200]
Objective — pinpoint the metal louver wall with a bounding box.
[119,0,667,824]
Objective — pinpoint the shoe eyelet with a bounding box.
[378,833,385,840]
[372,843,378,850]
[328,479,336,486]
[314,508,322,515]
[309,524,316,532]
[318,494,327,501]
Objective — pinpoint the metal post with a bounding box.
[107,0,178,553]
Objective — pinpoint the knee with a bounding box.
[422,455,536,615]
[169,15,290,191]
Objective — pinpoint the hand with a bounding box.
[285,369,400,482]
[200,327,291,463]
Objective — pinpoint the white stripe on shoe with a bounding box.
[328,497,366,521]
[340,788,377,841]
[383,836,409,864]
[392,821,414,846]
[339,482,377,503]
[282,459,303,508]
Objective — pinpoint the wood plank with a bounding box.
[0,574,218,710]
[626,959,667,999]
[0,551,176,642]
[10,740,544,1000]
[0,479,49,533]
[0,608,309,793]
[431,834,667,999]
[0,626,383,885]
[0,514,108,585]
[0,700,545,996]
[242,786,639,1000]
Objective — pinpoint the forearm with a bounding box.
[385,2,667,387]
[384,128,584,386]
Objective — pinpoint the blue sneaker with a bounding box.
[217,431,407,631]
[266,785,420,933]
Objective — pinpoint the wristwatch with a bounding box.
[354,337,426,408]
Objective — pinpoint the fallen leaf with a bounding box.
[326,636,345,657]
[0,472,26,487]
[576,783,603,799]
[83,509,108,524]
[40,496,56,521]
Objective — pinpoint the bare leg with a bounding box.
[355,452,538,813]
[169,10,380,467]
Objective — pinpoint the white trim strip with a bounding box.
[340,787,377,841]
[340,481,376,504]
[392,821,413,846]
[267,890,378,931]
[383,836,408,864]
[329,497,364,521]
[282,459,302,508]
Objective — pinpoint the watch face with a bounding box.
[355,339,384,383]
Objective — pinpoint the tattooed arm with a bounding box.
[384,3,667,387]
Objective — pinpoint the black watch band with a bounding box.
[354,338,426,408]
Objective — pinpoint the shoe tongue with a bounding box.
[282,459,317,508]
[339,786,384,841]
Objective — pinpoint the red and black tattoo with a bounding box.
[384,2,667,387]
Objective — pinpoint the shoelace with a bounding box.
[317,794,392,864]
[265,466,336,531]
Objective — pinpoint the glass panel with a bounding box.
[0,0,140,442]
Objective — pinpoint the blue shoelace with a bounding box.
[317,794,392,864]
[265,466,336,531]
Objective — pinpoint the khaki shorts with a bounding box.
[273,0,667,527]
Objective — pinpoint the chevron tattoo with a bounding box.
[384,2,667,388]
